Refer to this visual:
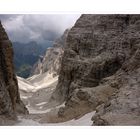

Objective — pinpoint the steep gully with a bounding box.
[16,28,95,125]
[17,74,95,126]
[1,14,140,125]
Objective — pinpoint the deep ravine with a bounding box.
[1,14,140,126]
[16,74,95,126]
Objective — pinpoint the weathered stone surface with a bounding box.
[52,15,140,125]
[0,21,28,123]
[31,29,69,77]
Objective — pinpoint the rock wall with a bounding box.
[52,15,140,125]
[0,21,28,123]
[31,29,69,77]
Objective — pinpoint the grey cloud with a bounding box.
[41,30,61,41]
[0,14,80,43]
[0,14,18,21]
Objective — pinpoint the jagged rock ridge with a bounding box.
[51,15,140,125]
[31,29,69,77]
[0,21,28,124]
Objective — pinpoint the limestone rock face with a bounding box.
[0,21,28,123]
[52,15,140,124]
[31,29,69,77]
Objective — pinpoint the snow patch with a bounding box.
[18,76,35,92]
[26,103,52,114]
[36,102,47,106]
[55,102,65,109]
[16,111,95,126]
[16,116,41,126]
[17,72,58,93]
[21,96,29,99]
[27,102,65,114]
[28,108,52,114]
[52,111,95,126]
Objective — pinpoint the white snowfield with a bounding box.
[36,102,47,106]
[16,111,95,126]
[26,102,52,114]
[18,76,35,92]
[17,73,95,126]
[17,72,58,92]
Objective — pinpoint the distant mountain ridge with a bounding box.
[30,29,69,77]
[13,41,53,78]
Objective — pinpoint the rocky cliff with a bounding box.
[0,21,28,124]
[51,15,140,125]
[31,29,69,77]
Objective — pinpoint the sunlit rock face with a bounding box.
[0,21,28,124]
[31,29,69,77]
[52,15,140,125]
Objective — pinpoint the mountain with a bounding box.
[50,15,140,125]
[16,29,70,124]
[0,21,28,125]
[30,29,69,77]
[11,14,140,126]
[13,41,53,78]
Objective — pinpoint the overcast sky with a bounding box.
[0,14,81,44]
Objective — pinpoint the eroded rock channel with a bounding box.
[0,15,140,125]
